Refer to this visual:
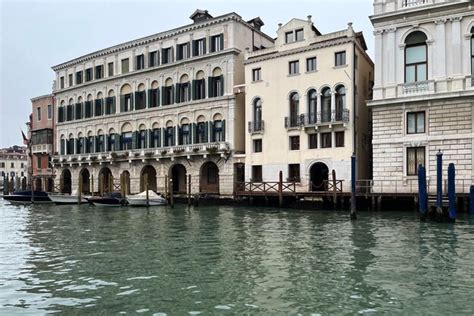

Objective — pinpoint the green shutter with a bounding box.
[175,84,180,103]
[120,96,125,112]
[132,131,138,149]
[148,129,154,147]
[157,128,162,147]
[204,122,209,143]
[172,127,176,146]
[220,34,224,50]
[220,75,224,96]
[208,77,213,97]
[156,89,160,107]
[191,80,196,100]
[222,120,226,141]
[147,90,152,108]
[130,93,134,111]
[192,123,196,144]
[178,126,182,145]
[112,96,116,114]
[203,38,207,54]
[210,121,215,142]
[161,87,166,105]
[117,134,122,151]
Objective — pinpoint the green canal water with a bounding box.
[1,199,474,315]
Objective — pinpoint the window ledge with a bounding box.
[333,65,348,69]
[287,73,300,77]
[305,70,318,74]
[251,80,263,83]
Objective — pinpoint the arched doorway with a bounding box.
[170,164,186,194]
[80,168,91,194]
[309,162,329,192]
[61,169,72,194]
[121,170,131,195]
[99,167,113,194]
[34,178,42,191]
[200,162,219,194]
[140,165,157,192]
[46,178,54,192]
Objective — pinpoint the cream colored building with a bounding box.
[51,10,273,196]
[244,17,374,192]
[369,0,474,194]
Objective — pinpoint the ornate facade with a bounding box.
[51,10,273,196]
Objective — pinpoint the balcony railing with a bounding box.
[284,115,305,128]
[52,141,231,164]
[402,0,427,7]
[35,168,53,176]
[401,80,434,95]
[248,120,265,133]
[31,144,53,154]
[286,109,350,128]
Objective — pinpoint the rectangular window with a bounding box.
[285,31,294,43]
[163,86,173,105]
[194,79,205,100]
[136,54,144,70]
[108,62,114,76]
[193,38,206,56]
[213,120,224,142]
[196,122,206,143]
[295,29,304,41]
[407,146,425,176]
[121,132,133,150]
[162,47,173,64]
[253,139,262,153]
[149,89,159,108]
[121,58,129,74]
[76,71,83,84]
[321,132,332,148]
[335,51,346,66]
[37,107,41,121]
[405,44,427,83]
[335,131,344,147]
[11,162,14,168]
[149,51,158,67]
[181,124,191,145]
[105,97,116,115]
[68,74,73,86]
[122,94,132,112]
[60,76,64,89]
[252,165,262,182]
[252,68,261,81]
[289,136,300,150]
[165,127,174,147]
[308,134,318,149]
[210,34,223,52]
[85,68,93,82]
[289,60,299,75]
[47,104,52,119]
[306,57,317,72]
[177,43,190,60]
[95,65,103,79]
[288,164,300,182]
[407,111,425,134]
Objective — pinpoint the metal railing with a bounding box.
[402,0,427,7]
[304,109,350,126]
[248,120,265,133]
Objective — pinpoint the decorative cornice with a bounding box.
[245,36,354,65]
[31,94,53,102]
[52,13,273,71]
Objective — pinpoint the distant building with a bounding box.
[244,17,374,192]
[369,0,474,193]
[0,146,28,189]
[30,94,55,191]
[51,10,273,195]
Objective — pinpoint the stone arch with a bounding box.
[68,98,74,105]
[180,74,189,83]
[212,67,222,76]
[99,167,113,194]
[97,91,103,99]
[34,178,42,191]
[79,167,91,194]
[108,89,115,97]
[169,163,187,193]
[196,115,206,123]
[196,70,205,80]
[60,169,72,194]
[140,165,157,192]
[121,122,133,133]
[400,27,432,45]
[309,162,329,192]
[151,80,159,89]
[212,113,223,121]
[165,78,174,87]
[120,83,132,94]
[180,117,190,125]
[78,96,83,103]
[165,120,174,128]
[152,122,160,129]
[121,170,131,195]
[137,83,146,92]
[200,161,219,194]
[87,94,93,101]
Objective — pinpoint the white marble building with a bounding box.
[51,10,273,196]
[368,0,474,193]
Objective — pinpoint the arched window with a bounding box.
[253,98,262,131]
[405,31,427,83]
[321,88,331,123]
[288,92,299,127]
[335,85,345,121]
[120,84,133,112]
[307,89,317,124]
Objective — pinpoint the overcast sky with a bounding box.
[0,0,374,148]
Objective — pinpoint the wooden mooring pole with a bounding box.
[78,174,83,205]
[144,173,149,207]
[332,169,337,209]
[278,171,283,208]
[187,174,191,207]
[350,153,356,220]
[418,164,428,220]
[164,175,168,200]
[91,174,94,196]
[448,163,456,222]
[169,178,174,208]
[469,185,474,216]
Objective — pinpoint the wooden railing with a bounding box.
[234,181,296,195]
[309,180,344,192]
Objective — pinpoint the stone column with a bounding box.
[386,27,396,84]
[144,45,149,68]
[330,91,336,122]
[434,19,447,79]
[114,54,119,75]
[451,17,462,76]
[131,49,136,72]
[373,29,384,97]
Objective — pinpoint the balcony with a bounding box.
[35,168,53,176]
[401,0,428,8]
[31,144,53,154]
[286,109,350,129]
[400,80,434,95]
[248,121,264,134]
[52,142,231,166]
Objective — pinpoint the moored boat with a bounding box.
[3,190,52,204]
[126,190,167,206]
[87,192,125,207]
[49,192,89,205]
